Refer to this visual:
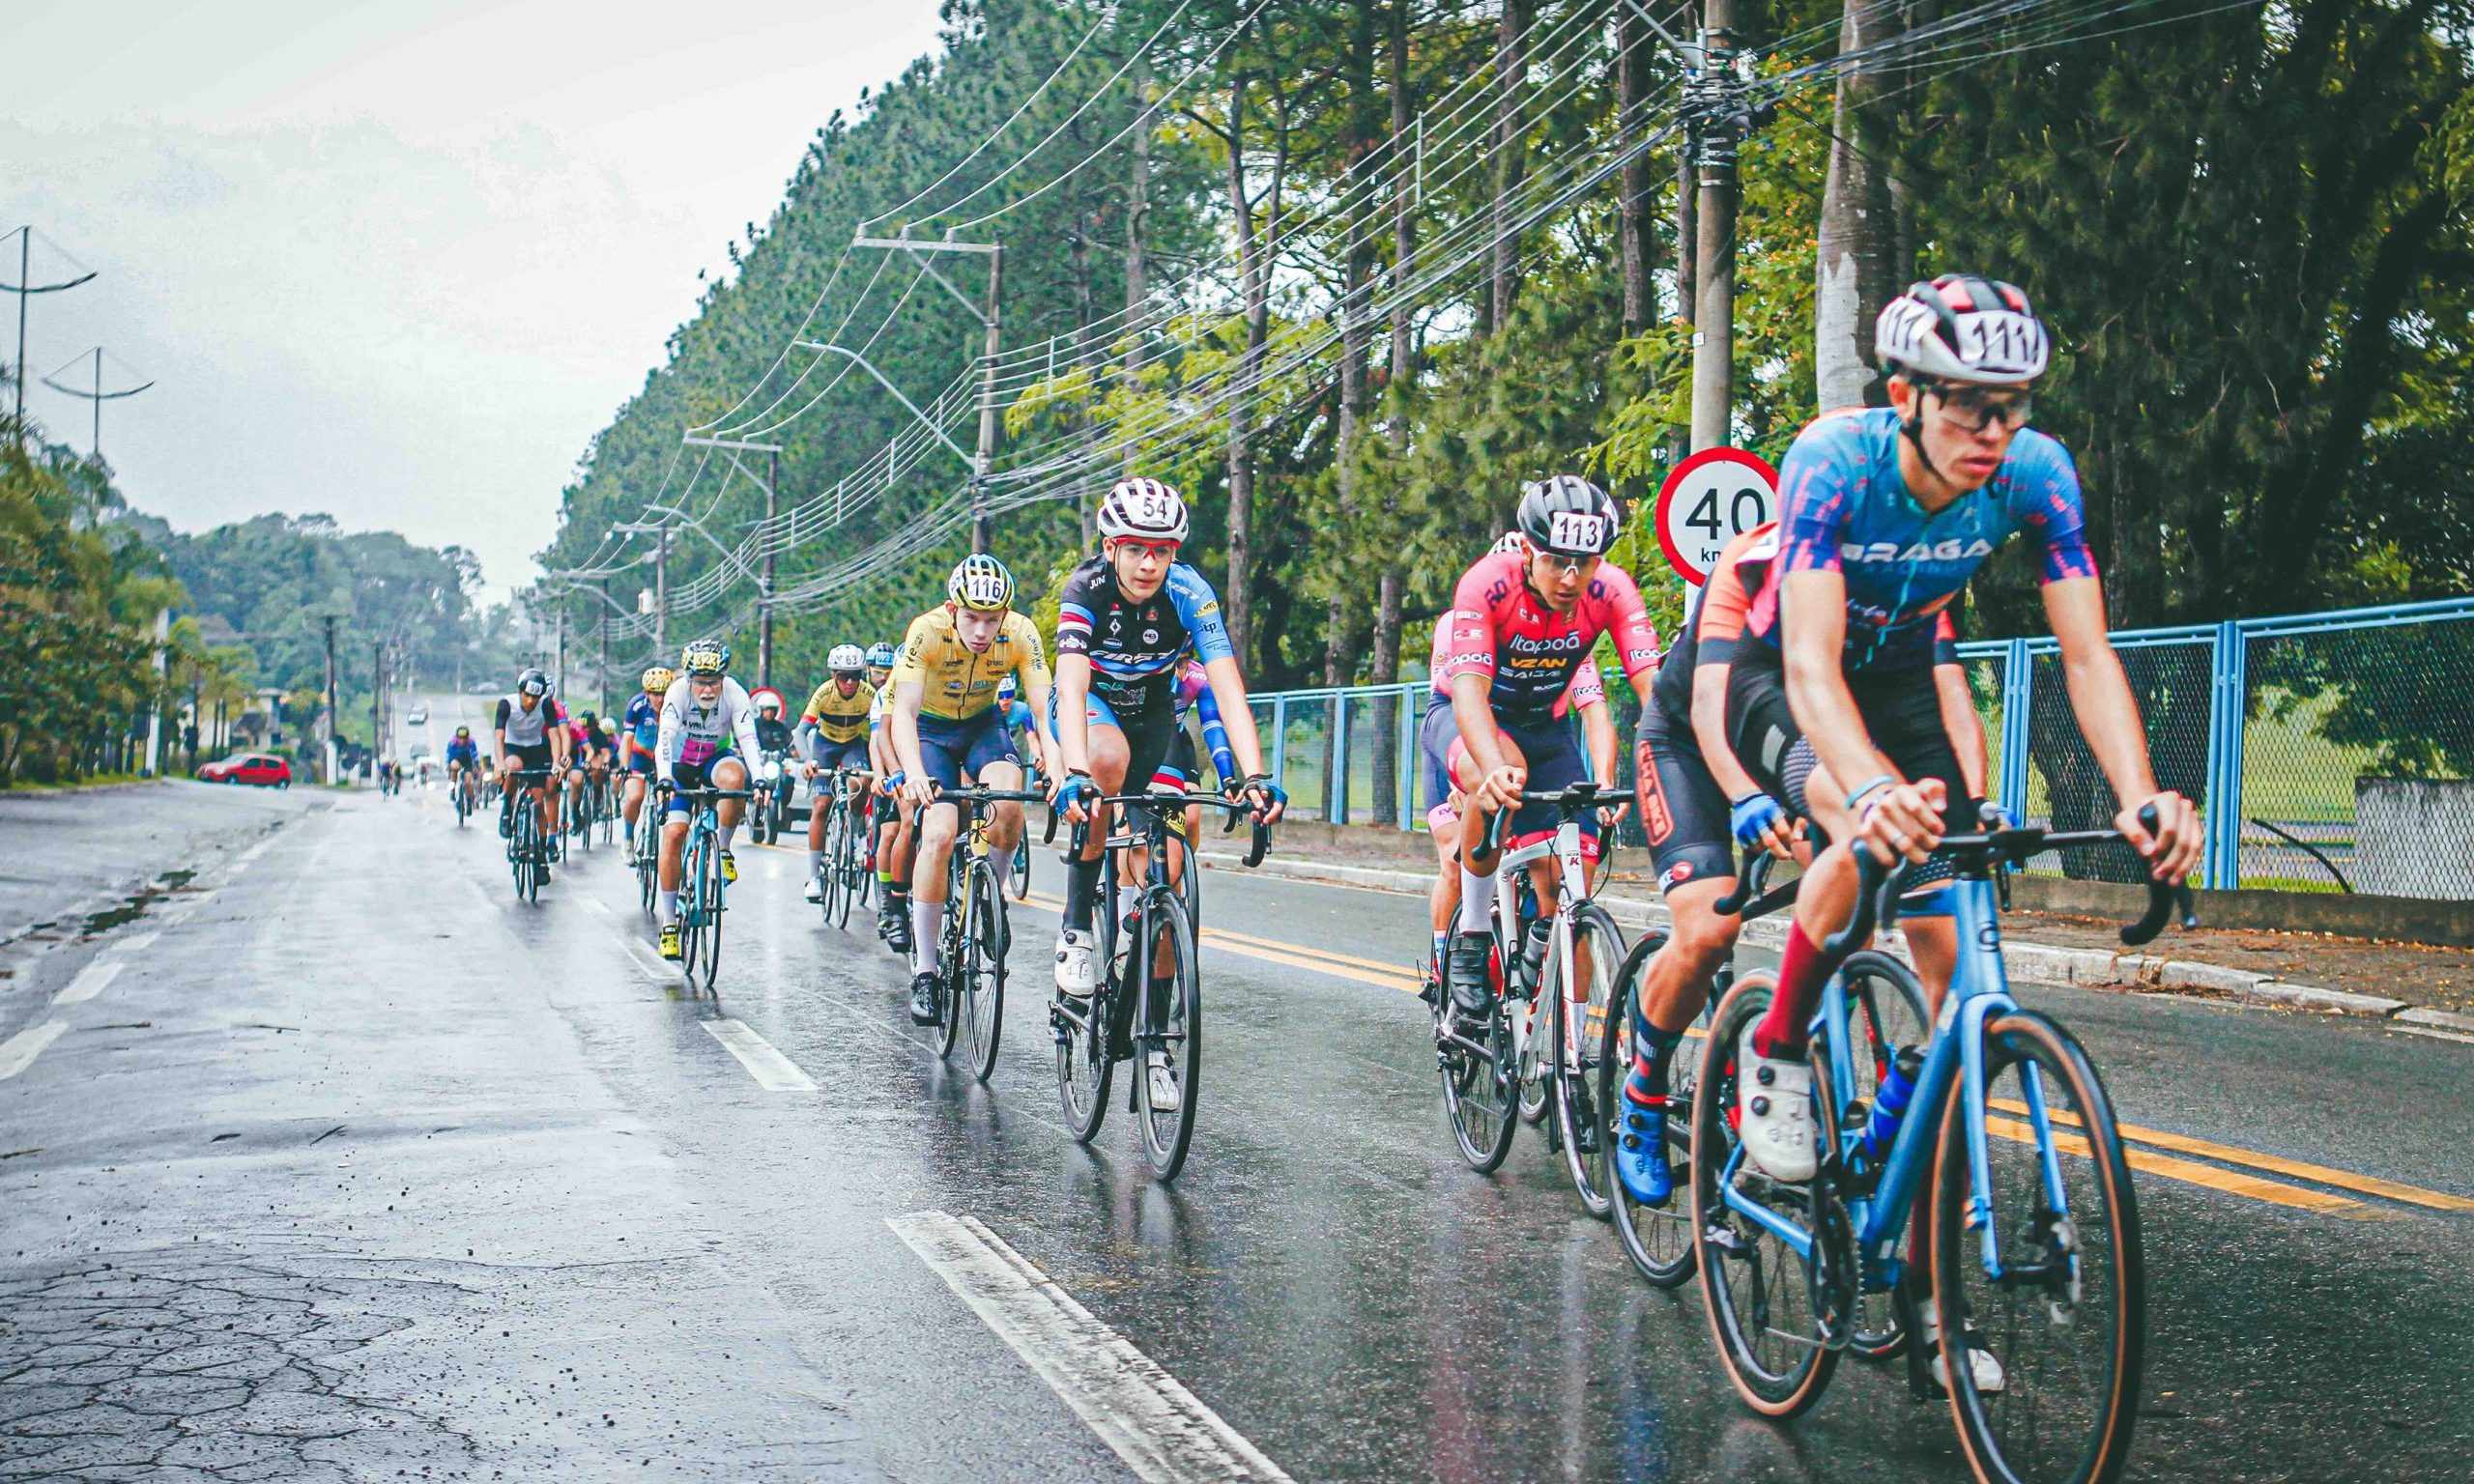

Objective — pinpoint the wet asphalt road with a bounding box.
[3,744,2470,1482]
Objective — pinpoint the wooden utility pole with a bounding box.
[1689,0,1740,451]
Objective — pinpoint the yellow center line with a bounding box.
[1021,892,1425,991]
[1981,1115,2369,1217]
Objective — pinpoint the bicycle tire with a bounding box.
[1438,935,1518,1174]
[1608,930,1697,1288]
[1830,951,1932,1361]
[1691,969,1841,1418]
[677,835,706,984]
[697,828,727,991]
[1009,832,1032,901]
[1551,903,1625,1218]
[1135,893,1201,1181]
[1933,1009,2145,1484]
[963,862,1006,1081]
[820,806,847,928]
[1056,980,1113,1143]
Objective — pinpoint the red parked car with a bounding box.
[198,752,292,787]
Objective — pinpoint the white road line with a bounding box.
[112,930,159,957]
[0,1021,68,1080]
[52,962,123,1007]
[888,1211,1295,1484]
[579,896,613,918]
[622,937,675,981]
[703,1019,817,1091]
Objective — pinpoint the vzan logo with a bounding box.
[1840,537,1997,564]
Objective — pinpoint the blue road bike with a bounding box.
[1691,809,2191,1484]
[673,785,749,994]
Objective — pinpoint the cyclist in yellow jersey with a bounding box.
[888,554,1057,1024]
[796,644,878,904]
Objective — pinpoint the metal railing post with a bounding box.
[1999,638,2033,816]
[2205,619,2247,889]
[1330,693,1351,824]
[1399,684,1419,832]
[1270,696,1288,788]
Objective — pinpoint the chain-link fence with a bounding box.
[1247,595,2474,900]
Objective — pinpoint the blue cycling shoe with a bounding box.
[1616,1099,1672,1207]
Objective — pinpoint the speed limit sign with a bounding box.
[1655,447,1778,585]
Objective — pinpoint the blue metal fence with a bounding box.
[1245,595,2474,899]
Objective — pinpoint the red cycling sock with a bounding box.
[1751,921,1830,1060]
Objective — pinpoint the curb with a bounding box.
[1200,851,2424,1024]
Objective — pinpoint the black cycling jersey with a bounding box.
[754,716,795,754]
[1052,556,1235,719]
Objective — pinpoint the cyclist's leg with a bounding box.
[656,764,703,918]
[907,719,977,984]
[1058,692,1132,939]
[1625,708,1744,1126]
[805,754,834,886]
[1501,712,1599,1009]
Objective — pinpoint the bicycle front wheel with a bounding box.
[820,807,847,928]
[697,833,726,991]
[1550,904,1625,1218]
[1438,941,1518,1174]
[1608,930,1695,1288]
[961,863,1006,1081]
[1934,1009,2145,1484]
[1134,895,1200,1181]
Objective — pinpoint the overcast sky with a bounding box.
[2,0,949,601]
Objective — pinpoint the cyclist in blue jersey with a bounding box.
[445,727,482,816]
[618,668,671,853]
[993,674,1050,783]
[1718,274,2201,1199]
[1049,478,1286,1075]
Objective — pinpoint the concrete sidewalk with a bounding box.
[1198,845,2474,1041]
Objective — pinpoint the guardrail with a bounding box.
[1241,595,2474,899]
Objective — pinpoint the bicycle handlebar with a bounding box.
[1712,852,1776,916]
[1822,804,2198,956]
[1067,789,1274,868]
[1472,780,1613,859]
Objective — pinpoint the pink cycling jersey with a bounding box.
[1435,551,1660,719]
[1427,613,1603,717]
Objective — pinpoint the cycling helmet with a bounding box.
[516,668,550,699]
[642,666,675,695]
[578,710,598,729]
[827,643,867,674]
[752,689,784,715]
[865,642,898,670]
[1488,530,1526,557]
[1875,274,2048,386]
[455,726,471,739]
[996,675,1018,703]
[1514,475,1621,557]
[948,553,1015,612]
[680,640,731,676]
[1097,476,1190,544]
[599,717,618,735]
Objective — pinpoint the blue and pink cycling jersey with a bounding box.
[1743,407,2096,672]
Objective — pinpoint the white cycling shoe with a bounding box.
[802,875,823,903]
[1053,928,1099,999]
[1923,1299,2009,1393]
[1144,1051,1180,1112]
[1735,1021,1819,1184]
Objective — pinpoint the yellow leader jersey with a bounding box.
[801,678,875,744]
[889,608,1050,721]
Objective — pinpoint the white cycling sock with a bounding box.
[807,848,824,876]
[658,889,678,925]
[1456,867,1497,935]
[719,823,735,852]
[911,899,941,975]
[991,844,1016,887]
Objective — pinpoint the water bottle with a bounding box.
[1517,919,1553,988]
[1860,1047,1925,1162]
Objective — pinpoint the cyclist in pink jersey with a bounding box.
[1425,476,1662,1025]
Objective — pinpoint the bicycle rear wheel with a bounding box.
[1056,981,1114,1142]
[1691,969,1841,1418]
[1934,1010,2145,1484]
[961,863,1006,1081]
[1009,833,1032,901]
[1134,895,1201,1181]
[1550,904,1625,1218]
[1437,943,1518,1174]
[1608,931,1696,1288]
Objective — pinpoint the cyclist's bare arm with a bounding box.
[1936,660,1988,799]
[1689,661,1797,858]
[1449,671,1521,812]
[890,682,935,805]
[1021,675,1061,778]
[1780,568,1940,864]
[1050,654,1093,781]
[2044,576,2201,878]
[1198,656,1269,780]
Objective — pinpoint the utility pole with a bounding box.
[1688,0,1740,452]
[144,608,169,777]
[554,598,568,699]
[372,642,386,761]
[761,447,778,688]
[41,347,152,459]
[616,521,671,658]
[599,579,612,715]
[321,614,340,785]
[849,232,1004,551]
[3,226,96,446]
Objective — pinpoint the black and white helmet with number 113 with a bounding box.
[1097,476,1190,545]
[1515,475,1622,557]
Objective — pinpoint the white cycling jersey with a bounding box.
[655,676,762,785]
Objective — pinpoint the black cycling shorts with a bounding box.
[1725,656,1971,851]
[504,741,556,779]
[1633,702,1737,896]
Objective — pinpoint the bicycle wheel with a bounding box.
[1608,931,1696,1288]
[1437,934,1518,1173]
[820,807,847,928]
[1691,969,1841,1418]
[961,862,1006,1081]
[1550,904,1625,1217]
[931,855,964,1055]
[1009,831,1032,901]
[1134,894,1201,1181]
[1831,951,1932,1360]
[1933,1010,2145,1484]
[697,831,727,990]
[1056,980,1114,1142]
[677,838,706,983]
[513,809,538,903]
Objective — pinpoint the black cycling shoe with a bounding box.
[908,972,941,1026]
[1446,931,1496,1023]
[884,910,913,956]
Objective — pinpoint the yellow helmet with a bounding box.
[642,667,675,696]
[947,554,1015,613]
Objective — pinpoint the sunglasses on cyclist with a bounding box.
[1919,381,2034,434]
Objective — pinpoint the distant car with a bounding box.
[198,752,292,788]
[407,704,429,726]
